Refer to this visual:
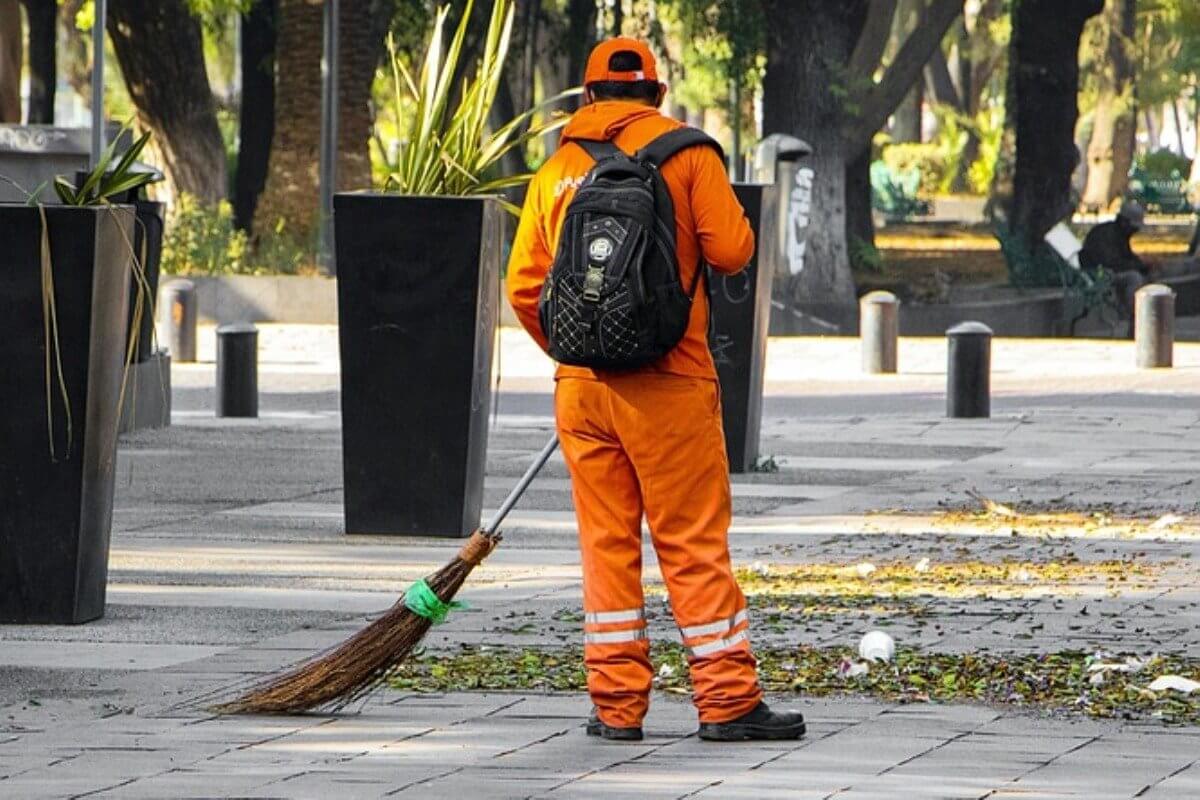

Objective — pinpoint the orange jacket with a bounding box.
[506,101,755,380]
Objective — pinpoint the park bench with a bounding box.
[1128,168,1193,215]
[1043,222,1119,335]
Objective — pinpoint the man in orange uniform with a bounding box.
[506,38,805,743]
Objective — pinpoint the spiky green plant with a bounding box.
[380,0,578,215]
[53,123,156,206]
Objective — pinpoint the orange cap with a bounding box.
[584,38,660,85]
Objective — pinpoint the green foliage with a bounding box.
[871,158,931,221]
[1135,148,1192,181]
[161,195,249,276]
[388,644,1200,725]
[657,0,766,151]
[162,195,316,276]
[53,123,156,206]
[967,105,1007,195]
[185,0,252,29]
[74,0,248,32]
[850,237,885,274]
[377,0,577,215]
[921,103,1008,196]
[881,143,946,197]
[1129,149,1194,214]
[1132,0,1200,111]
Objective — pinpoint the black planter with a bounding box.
[0,205,134,623]
[334,193,501,537]
[72,173,164,363]
[128,200,165,362]
[709,183,779,473]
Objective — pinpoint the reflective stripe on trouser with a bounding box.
[557,374,763,728]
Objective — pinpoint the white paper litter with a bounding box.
[855,562,877,578]
[837,659,870,679]
[1146,675,1200,694]
[914,557,932,573]
[1149,514,1183,531]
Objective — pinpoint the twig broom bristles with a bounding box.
[216,436,559,715]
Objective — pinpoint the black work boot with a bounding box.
[697,702,806,741]
[586,708,644,741]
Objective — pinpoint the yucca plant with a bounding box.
[381,0,578,215]
[53,123,156,207]
[33,120,159,459]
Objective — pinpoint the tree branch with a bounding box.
[848,0,897,79]
[843,0,964,159]
[925,46,961,109]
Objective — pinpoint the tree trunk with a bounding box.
[253,0,321,241]
[19,0,54,123]
[107,0,228,204]
[1189,102,1200,194]
[925,47,961,110]
[890,0,923,142]
[1006,0,1102,268]
[893,86,923,143]
[565,0,597,111]
[845,149,875,261]
[949,17,974,192]
[336,1,379,193]
[0,0,21,123]
[1144,108,1160,150]
[1081,0,1135,212]
[253,0,380,243]
[762,0,865,307]
[58,0,91,105]
[234,0,276,232]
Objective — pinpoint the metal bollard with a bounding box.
[1135,284,1174,369]
[216,323,258,418]
[160,279,197,363]
[947,321,992,418]
[860,291,899,374]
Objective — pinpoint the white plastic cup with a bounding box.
[859,630,896,663]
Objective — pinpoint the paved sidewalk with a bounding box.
[2,329,1198,798]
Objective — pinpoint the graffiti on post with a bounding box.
[786,166,814,276]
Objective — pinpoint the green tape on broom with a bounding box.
[404,579,467,625]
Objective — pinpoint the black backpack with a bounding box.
[537,128,725,370]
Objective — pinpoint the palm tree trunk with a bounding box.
[253,0,380,244]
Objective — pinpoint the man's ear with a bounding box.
[655,83,667,108]
[584,87,594,105]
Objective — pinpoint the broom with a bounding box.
[216,435,560,715]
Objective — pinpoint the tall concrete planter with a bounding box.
[334,194,500,537]
[0,205,134,624]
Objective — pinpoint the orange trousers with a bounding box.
[555,373,763,728]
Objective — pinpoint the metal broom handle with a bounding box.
[481,435,559,535]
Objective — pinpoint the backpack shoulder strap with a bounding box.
[635,127,725,169]
[574,139,622,162]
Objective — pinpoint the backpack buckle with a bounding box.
[582,265,604,303]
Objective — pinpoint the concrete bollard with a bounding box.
[1135,284,1174,369]
[947,321,992,418]
[860,291,899,374]
[160,279,197,363]
[216,323,258,418]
